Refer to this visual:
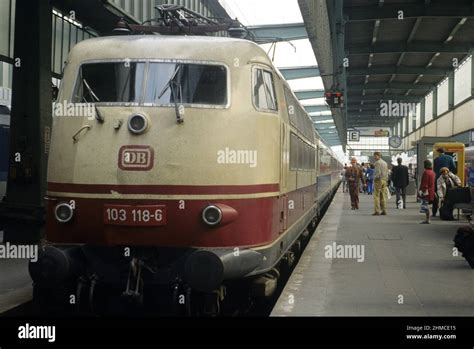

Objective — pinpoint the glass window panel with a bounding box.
[146,63,227,105]
[416,103,421,129]
[0,0,10,57]
[9,0,15,57]
[62,20,70,70]
[70,26,77,50]
[454,56,471,105]
[51,15,55,69]
[425,93,433,123]
[143,0,149,21]
[72,62,227,106]
[54,16,63,75]
[437,77,449,115]
[253,68,277,111]
[73,62,146,103]
[263,70,277,110]
[254,69,269,110]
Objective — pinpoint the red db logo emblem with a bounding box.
[118,145,154,171]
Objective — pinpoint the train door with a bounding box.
[280,121,288,233]
[280,121,288,192]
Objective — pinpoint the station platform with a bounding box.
[0,259,31,314]
[272,189,474,316]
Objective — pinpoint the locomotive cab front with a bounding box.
[34,35,288,312]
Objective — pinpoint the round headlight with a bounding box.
[202,205,222,226]
[54,203,74,223]
[128,114,148,134]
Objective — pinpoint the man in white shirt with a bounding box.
[373,151,389,216]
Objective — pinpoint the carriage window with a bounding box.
[72,62,146,103]
[72,61,227,106]
[253,68,277,112]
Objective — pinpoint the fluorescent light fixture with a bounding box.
[309,111,332,116]
[314,120,334,124]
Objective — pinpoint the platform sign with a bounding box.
[374,129,390,137]
[348,130,360,142]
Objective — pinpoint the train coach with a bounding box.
[29,34,342,315]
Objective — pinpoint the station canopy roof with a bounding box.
[343,0,474,128]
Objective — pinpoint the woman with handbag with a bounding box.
[419,160,435,224]
[436,167,462,220]
[436,167,461,204]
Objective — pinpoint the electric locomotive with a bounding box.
[30,34,341,314]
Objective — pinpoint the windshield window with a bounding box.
[72,61,227,106]
[146,63,227,105]
[72,62,145,103]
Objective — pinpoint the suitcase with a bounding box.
[454,226,474,269]
[440,205,454,221]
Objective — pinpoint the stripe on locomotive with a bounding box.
[45,182,325,248]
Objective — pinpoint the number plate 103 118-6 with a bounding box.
[103,205,167,226]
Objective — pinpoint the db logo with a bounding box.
[118,145,154,171]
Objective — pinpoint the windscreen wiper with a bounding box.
[119,65,133,101]
[158,65,184,124]
[81,76,103,122]
[82,78,100,103]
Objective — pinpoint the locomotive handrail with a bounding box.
[72,125,92,143]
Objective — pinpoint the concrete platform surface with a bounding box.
[0,258,32,314]
[272,189,474,316]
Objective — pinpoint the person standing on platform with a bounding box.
[433,148,456,216]
[366,163,375,195]
[391,157,409,209]
[372,152,388,216]
[346,157,365,210]
[360,163,367,193]
[419,160,436,224]
[341,164,348,193]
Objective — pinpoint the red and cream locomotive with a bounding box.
[29,33,342,314]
